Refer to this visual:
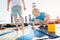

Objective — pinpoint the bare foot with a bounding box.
[20,25,25,30]
[14,29,18,31]
[20,25,25,34]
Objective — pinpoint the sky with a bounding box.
[0,0,60,24]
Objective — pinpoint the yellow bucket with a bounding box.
[48,24,55,33]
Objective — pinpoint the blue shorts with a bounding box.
[11,5,22,16]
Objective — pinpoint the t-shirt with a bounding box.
[11,0,21,7]
[36,12,45,21]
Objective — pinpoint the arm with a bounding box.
[7,0,10,11]
[22,0,26,10]
[44,14,50,25]
[45,14,50,21]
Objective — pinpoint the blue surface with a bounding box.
[0,30,14,36]
[0,25,59,40]
[34,29,46,37]
[16,29,46,40]
[16,28,59,40]
[35,29,59,38]
[16,36,33,40]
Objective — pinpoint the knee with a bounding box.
[44,18,49,22]
[20,16,23,18]
[38,20,43,25]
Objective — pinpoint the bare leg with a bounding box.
[44,18,49,25]
[14,16,18,30]
[33,20,43,28]
[19,16,24,34]
[19,16,24,28]
[37,20,44,29]
[38,20,43,26]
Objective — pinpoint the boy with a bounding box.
[7,0,26,30]
[32,8,50,29]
